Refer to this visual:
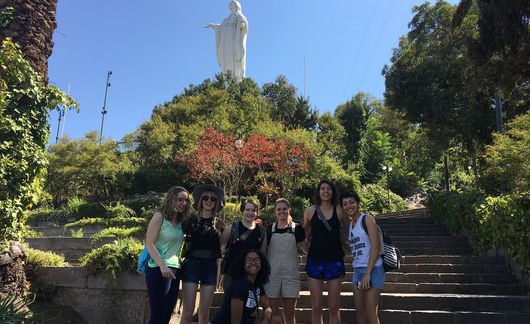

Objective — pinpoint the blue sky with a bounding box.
[48,0,458,143]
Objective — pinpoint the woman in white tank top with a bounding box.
[341,191,384,324]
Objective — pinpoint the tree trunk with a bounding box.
[443,154,450,192]
[0,0,58,82]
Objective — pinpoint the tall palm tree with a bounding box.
[0,0,58,82]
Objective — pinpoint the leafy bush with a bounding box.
[0,295,33,323]
[91,226,144,242]
[220,202,241,224]
[429,190,530,272]
[123,197,162,215]
[80,238,143,277]
[75,202,107,218]
[26,208,69,226]
[0,39,77,241]
[479,110,530,195]
[289,196,310,222]
[64,217,105,228]
[104,202,136,219]
[64,216,147,229]
[69,228,84,238]
[63,197,87,216]
[359,183,408,214]
[25,248,65,279]
[26,248,65,268]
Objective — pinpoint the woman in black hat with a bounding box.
[180,184,226,324]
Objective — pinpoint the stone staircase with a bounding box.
[27,208,530,323]
[210,208,530,323]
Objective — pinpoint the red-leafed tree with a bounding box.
[178,128,239,196]
[240,134,311,200]
[180,128,312,201]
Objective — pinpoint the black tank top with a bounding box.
[307,206,344,261]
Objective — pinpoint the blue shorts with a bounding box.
[305,257,345,280]
[182,257,218,286]
[352,264,385,290]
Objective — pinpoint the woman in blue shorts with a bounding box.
[180,184,226,324]
[303,180,348,324]
[341,191,384,324]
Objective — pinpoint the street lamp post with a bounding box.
[382,165,393,212]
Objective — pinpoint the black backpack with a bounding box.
[222,221,266,271]
[359,214,401,272]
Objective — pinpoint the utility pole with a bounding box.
[99,70,112,144]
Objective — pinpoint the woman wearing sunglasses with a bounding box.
[180,184,226,324]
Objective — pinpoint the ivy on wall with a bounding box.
[429,191,530,273]
[0,39,77,241]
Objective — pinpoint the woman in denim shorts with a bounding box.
[180,184,226,324]
[302,180,348,324]
[341,191,384,324]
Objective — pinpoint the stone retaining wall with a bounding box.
[460,228,530,294]
[33,267,154,324]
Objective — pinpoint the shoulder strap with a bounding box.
[361,214,368,234]
[230,221,239,245]
[258,224,266,242]
[348,220,353,243]
[290,222,296,233]
[315,206,332,231]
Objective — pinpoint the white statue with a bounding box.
[205,0,248,82]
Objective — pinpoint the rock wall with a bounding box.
[0,241,29,297]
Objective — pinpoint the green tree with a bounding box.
[46,132,134,204]
[452,0,529,93]
[480,110,530,194]
[135,75,272,192]
[262,75,318,130]
[314,112,346,159]
[383,1,495,154]
[335,92,376,164]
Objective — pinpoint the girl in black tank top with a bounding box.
[302,180,347,324]
[307,206,344,261]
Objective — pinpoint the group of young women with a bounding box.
[144,180,385,324]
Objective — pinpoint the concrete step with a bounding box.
[397,247,474,255]
[390,235,468,242]
[304,263,509,274]
[394,241,471,249]
[211,292,530,312]
[26,237,115,260]
[376,218,435,225]
[208,307,530,324]
[298,255,504,264]
[33,224,106,238]
[382,230,452,236]
[297,272,515,284]
[380,223,448,229]
[298,282,524,295]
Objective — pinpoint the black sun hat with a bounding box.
[192,184,225,212]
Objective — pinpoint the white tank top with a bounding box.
[348,214,382,268]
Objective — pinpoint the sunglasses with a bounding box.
[201,195,218,202]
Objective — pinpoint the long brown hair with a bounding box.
[157,186,190,223]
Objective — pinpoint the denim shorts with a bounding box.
[182,257,218,286]
[352,264,385,290]
[305,257,345,280]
